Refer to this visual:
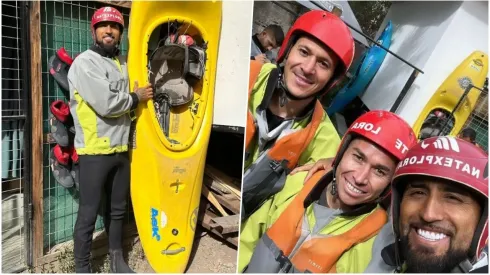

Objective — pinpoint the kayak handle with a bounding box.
[161,247,185,255]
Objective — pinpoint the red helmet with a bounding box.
[391,136,488,261]
[333,110,417,166]
[277,10,355,94]
[91,7,124,33]
[331,110,417,203]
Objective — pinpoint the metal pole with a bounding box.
[390,69,419,112]
[309,0,424,74]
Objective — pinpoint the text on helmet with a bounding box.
[397,155,481,179]
[395,139,409,154]
[421,136,460,152]
[95,13,123,22]
[351,122,381,135]
[352,122,408,154]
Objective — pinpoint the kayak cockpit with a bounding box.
[146,20,208,145]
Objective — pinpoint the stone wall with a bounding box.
[251,1,309,36]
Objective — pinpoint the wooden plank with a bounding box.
[210,215,239,234]
[30,0,44,266]
[203,175,230,196]
[205,165,241,196]
[199,209,238,247]
[213,192,240,214]
[93,0,132,9]
[201,185,229,217]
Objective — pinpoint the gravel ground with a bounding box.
[27,227,237,273]
[129,229,237,273]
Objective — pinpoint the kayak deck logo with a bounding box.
[151,207,161,241]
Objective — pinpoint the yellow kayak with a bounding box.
[127,1,222,273]
[413,51,488,139]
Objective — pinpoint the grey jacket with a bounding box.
[251,38,263,59]
[68,47,138,155]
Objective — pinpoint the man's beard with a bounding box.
[400,234,469,273]
[96,38,118,57]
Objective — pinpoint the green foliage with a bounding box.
[348,1,392,39]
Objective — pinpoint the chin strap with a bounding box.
[277,73,294,107]
[394,239,403,273]
[450,259,473,273]
[277,69,321,107]
[330,166,338,198]
[279,91,287,107]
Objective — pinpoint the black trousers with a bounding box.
[73,152,130,267]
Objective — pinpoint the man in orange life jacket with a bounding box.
[364,136,488,273]
[242,10,356,221]
[238,110,417,273]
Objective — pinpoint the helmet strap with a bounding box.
[394,238,403,273]
[449,259,473,273]
[330,166,339,198]
[279,92,287,107]
[276,69,319,107]
[468,201,488,261]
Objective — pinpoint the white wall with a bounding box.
[213,1,254,128]
[396,0,488,125]
[360,1,463,113]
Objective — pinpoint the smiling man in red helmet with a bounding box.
[68,6,153,273]
[365,136,488,273]
[238,110,417,273]
[242,10,356,222]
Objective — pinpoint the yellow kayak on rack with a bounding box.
[413,51,488,140]
[127,1,222,273]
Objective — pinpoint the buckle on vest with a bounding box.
[275,250,292,273]
[270,159,288,174]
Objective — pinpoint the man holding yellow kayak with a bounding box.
[68,6,153,273]
[242,10,356,221]
[238,110,417,273]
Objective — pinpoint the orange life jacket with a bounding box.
[242,60,325,220]
[264,171,388,273]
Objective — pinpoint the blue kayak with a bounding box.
[327,21,393,115]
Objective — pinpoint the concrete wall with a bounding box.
[213,1,254,128]
[396,0,489,125]
[360,1,463,114]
